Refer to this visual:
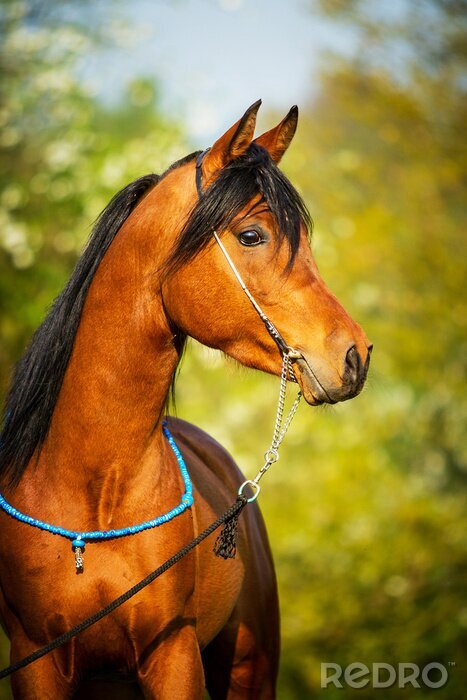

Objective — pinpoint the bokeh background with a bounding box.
[0,0,466,698]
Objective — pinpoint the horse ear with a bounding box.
[201,100,261,183]
[254,105,298,163]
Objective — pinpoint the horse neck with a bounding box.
[27,172,193,511]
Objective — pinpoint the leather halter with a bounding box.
[195,149,302,362]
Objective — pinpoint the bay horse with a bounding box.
[0,101,371,699]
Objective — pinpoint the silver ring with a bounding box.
[238,480,261,503]
[264,448,279,464]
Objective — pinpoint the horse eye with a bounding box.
[238,230,263,247]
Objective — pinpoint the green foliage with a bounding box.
[0,0,187,397]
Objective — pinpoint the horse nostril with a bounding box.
[367,343,374,355]
[344,344,360,384]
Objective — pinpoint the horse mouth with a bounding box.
[292,355,336,406]
[291,351,370,405]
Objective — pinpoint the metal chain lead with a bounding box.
[210,227,303,504]
[238,352,302,502]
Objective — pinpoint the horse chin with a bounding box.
[292,356,336,407]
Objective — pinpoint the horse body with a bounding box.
[1,419,277,698]
[0,102,371,698]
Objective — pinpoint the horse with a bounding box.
[0,101,371,699]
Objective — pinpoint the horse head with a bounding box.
[162,101,372,405]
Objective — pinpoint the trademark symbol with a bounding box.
[448,661,456,667]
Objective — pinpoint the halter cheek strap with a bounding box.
[195,150,302,364]
[212,231,298,358]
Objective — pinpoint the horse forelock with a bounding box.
[164,143,312,277]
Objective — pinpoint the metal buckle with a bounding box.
[238,480,261,503]
[286,347,302,360]
[264,448,279,464]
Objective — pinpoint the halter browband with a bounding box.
[195,150,301,363]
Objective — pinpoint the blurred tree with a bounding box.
[0,0,187,397]
[304,0,466,482]
[315,0,467,84]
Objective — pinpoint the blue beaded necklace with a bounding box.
[0,420,193,570]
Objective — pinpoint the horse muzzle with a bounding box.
[292,344,373,405]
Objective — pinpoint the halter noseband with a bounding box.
[195,149,302,364]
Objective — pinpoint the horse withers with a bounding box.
[0,101,371,699]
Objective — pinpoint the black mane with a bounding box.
[0,145,310,487]
[0,172,160,486]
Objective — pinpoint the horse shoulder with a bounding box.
[165,416,275,589]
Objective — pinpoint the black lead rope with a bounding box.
[0,496,247,680]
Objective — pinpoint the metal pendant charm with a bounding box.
[72,538,85,572]
[74,547,84,572]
